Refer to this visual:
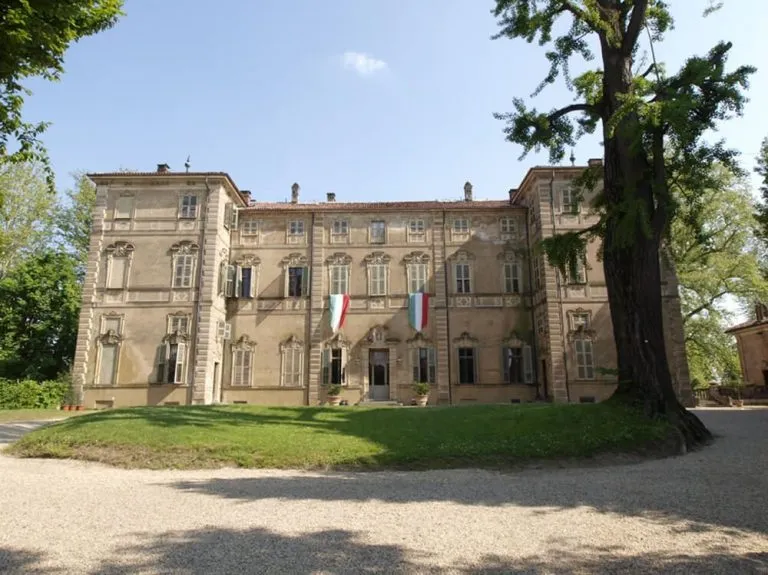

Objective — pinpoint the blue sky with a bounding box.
[23,0,768,201]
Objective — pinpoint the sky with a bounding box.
[22,0,768,203]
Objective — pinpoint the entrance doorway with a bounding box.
[369,350,390,401]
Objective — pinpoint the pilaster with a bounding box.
[307,215,325,405]
[431,213,451,403]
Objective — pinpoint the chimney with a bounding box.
[326,192,336,203]
[157,163,170,173]
[241,190,252,205]
[291,183,300,204]
[508,188,517,204]
[587,158,603,168]
[463,181,473,202]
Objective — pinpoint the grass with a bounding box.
[7,403,674,470]
[0,409,83,423]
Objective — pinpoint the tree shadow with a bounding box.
[163,409,768,536]
[0,547,59,574]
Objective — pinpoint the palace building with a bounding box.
[71,161,694,408]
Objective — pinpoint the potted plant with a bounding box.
[412,382,430,407]
[326,384,342,406]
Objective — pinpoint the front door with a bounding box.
[369,350,390,400]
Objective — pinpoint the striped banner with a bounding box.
[329,293,350,333]
[408,292,429,332]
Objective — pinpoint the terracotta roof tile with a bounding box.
[243,200,517,212]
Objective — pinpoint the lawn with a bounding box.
[0,409,81,423]
[8,403,674,470]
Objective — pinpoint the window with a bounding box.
[370,221,386,244]
[224,203,238,230]
[408,263,427,293]
[169,315,189,335]
[503,262,521,294]
[408,220,426,242]
[455,263,471,294]
[115,196,133,220]
[107,257,128,289]
[411,347,436,384]
[162,342,187,384]
[223,263,258,298]
[241,220,259,236]
[503,347,523,384]
[179,195,198,219]
[98,343,118,385]
[322,348,346,385]
[288,220,305,244]
[575,339,595,379]
[369,264,387,296]
[331,220,349,243]
[239,267,254,298]
[232,348,253,386]
[453,218,469,233]
[571,312,590,331]
[457,348,476,384]
[568,259,587,285]
[173,254,195,288]
[561,187,579,214]
[330,265,349,295]
[533,257,542,290]
[288,266,307,297]
[500,217,516,236]
[281,345,303,387]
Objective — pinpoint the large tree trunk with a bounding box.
[599,38,711,450]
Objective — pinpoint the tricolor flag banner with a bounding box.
[408,292,429,332]
[329,293,350,333]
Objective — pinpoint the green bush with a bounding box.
[0,377,70,409]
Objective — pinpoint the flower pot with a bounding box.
[327,396,342,406]
[415,395,428,407]
[75,405,84,411]
[63,405,72,411]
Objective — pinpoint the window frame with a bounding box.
[287,266,308,297]
[503,261,521,294]
[408,263,427,294]
[368,263,388,297]
[500,216,516,236]
[231,348,253,387]
[179,194,198,219]
[322,347,347,385]
[329,264,350,295]
[455,262,472,294]
[331,219,349,243]
[457,347,477,384]
[114,195,134,220]
[574,339,595,379]
[280,338,304,387]
[453,217,470,234]
[411,347,436,384]
[287,220,306,244]
[370,220,386,244]
[172,253,196,289]
[407,219,426,243]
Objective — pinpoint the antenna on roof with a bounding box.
[184,155,191,173]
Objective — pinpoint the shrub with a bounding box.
[0,377,70,409]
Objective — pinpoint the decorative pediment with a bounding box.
[363,251,391,266]
[567,326,597,342]
[453,331,479,346]
[280,334,304,351]
[232,334,257,350]
[98,329,122,345]
[281,253,308,267]
[219,248,229,259]
[449,250,475,262]
[105,241,135,257]
[326,332,350,349]
[326,252,352,266]
[497,243,527,261]
[502,331,526,348]
[235,253,261,266]
[170,241,199,254]
[406,332,433,347]
[365,325,401,345]
[403,251,430,264]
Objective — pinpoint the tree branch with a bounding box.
[623,0,649,56]
[684,290,730,322]
[548,102,599,122]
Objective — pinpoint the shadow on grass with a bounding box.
[0,547,56,575]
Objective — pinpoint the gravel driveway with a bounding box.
[0,409,766,574]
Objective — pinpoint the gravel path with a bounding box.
[0,409,766,574]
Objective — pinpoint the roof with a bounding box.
[725,318,768,334]
[243,199,518,212]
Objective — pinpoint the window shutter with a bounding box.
[224,203,232,228]
[223,323,232,340]
[225,265,236,297]
[174,342,186,384]
[218,262,226,295]
[302,267,309,296]
[231,207,239,230]
[428,348,436,383]
[248,266,256,298]
[411,348,419,382]
[156,345,167,384]
[502,348,510,384]
[523,345,533,384]
[321,349,330,385]
[553,188,561,213]
[217,320,225,341]
[235,266,243,298]
[341,347,348,383]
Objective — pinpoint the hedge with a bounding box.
[0,378,70,409]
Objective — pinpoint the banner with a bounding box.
[408,292,429,332]
[329,293,350,333]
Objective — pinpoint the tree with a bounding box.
[0,160,55,277]
[755,137,768,243]
[56,172,96,279]
[0,250,81,380]
[0,0,123,169]
[492,1,754,447]
[669,164,768,384]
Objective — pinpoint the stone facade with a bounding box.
[73,163,694,408]
[726,304,768,389]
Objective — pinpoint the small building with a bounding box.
[726,303,768,388]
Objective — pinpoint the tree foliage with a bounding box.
[0,159,54,276]
[755,137,768,244]
[55,172,96,279]
[492,0,754,446]
[0,0,123,170]
[669,164,768,384]
[0,250,81,380]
